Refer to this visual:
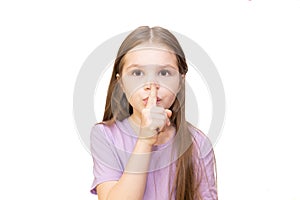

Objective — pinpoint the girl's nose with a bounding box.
[144,82,160,90]
[143,73,159,89]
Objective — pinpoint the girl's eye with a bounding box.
[131,70,143,76]
[159,69,171,76]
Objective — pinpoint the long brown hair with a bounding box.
[102,26,202,200]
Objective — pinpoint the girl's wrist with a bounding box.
[125,139,153,173]
[135,139,154,153]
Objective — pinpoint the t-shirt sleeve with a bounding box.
[192,128,218,200]
[90,124,123,195]
[198,146,217,199]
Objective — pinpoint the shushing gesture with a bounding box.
[139,84,172,146]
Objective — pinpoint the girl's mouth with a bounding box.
[143,97,161,105]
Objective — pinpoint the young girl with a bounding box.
[90,26,217,200]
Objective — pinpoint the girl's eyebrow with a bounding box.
[125,64,140,69]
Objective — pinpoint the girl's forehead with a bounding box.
[123,47,178,69]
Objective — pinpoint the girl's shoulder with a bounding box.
[187,122,208,140]
[93,118,130,131]
[91,118,132,141]
[90,120,120,140]
[187,122,214,159]
[94,119,117,128]
[92,120,117,132]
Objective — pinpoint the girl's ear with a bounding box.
[116,73,124,90]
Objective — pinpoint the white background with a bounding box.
[1,0,299,199]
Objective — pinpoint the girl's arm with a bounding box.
[96,84,171,200]
[96,139,152,200]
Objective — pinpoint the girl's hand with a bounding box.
[139,84,172,146]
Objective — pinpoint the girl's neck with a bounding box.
[129,113,142,126]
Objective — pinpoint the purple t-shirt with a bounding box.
[90,118,217,199]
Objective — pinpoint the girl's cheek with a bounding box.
[123,84,143,98]
[159,81,180,95]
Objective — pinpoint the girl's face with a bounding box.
[120,46,181,116]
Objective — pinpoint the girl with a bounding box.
[90,26,217,200]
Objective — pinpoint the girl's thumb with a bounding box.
[165,109,172,118]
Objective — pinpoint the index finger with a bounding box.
[146,83,157,108]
